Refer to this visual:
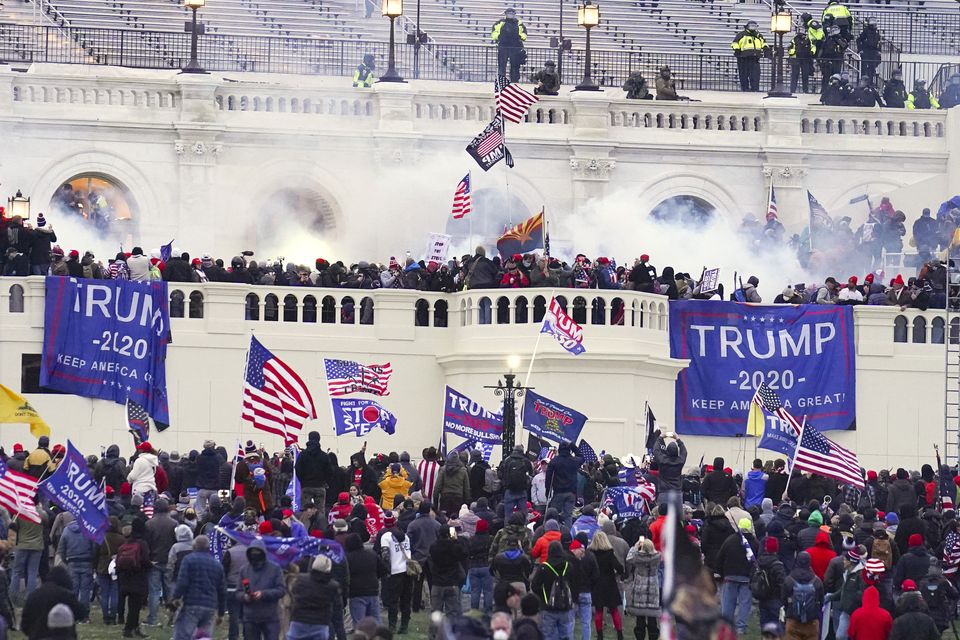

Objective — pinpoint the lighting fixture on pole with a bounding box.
[182,0,207,74]
[766,0,793,98]
[575,0,601,91]
[379,0,406,83]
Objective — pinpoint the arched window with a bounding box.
[650,195,716,225]
[496,296,511,325]
[360,297,374,325]
[169,290,185,318]
[283,294,298,322]
[932,317,945,344]
[415,299,430,327]
[321,296,336,324]
[533,295,547,323]
[893,315,908,343]
[572,296,588,325]
[188,291,204,318]
[611,297,625,326]
[303,295,318,323]
[434,300,449,328]
[631,300,639,327]
[245,293,260,321]
[478,296,492,325]
[459,300,467,327]
[591,297,606,325]
[264,294,279,322]
[8,284,24,313]
[554,295,568,315]
[912,316,927,343]
[49,173,139,236]
[951,318,960,345]
[340,296,355,324]
[515,296,529,324]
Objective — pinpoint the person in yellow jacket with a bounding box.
[378,463,412,510]
[353,53,376,88]
[822,0,853,39]
[731,21,768,92]
[491,8,527,82]
[23,435,57,479]
[907,79,940,110]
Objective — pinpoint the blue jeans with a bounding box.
[173,605,217,640]
[67,561,93,615]
[758,598,781,627]
[468,567,493,613]
[244,620,280,640]
[720,579,752,635]
[97,575,118,622]
[576,593,593,640]
[146,564,167,624]
[31,264,49,276]
[10,548,41,603]
[541,609,575,640]
[549,492,576,528]
[287,621,330,640]
[836,611,850,640]
[227,590,243,640]
[503,491,527,519]
[348,595,381,627]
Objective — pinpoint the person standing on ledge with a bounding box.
[731,21,768,92]
[492,8,527,83]
[353,54,376,89]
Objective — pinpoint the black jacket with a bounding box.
[428,536,468,587]
[892,546,931,586]
[765,472,788,503]
[289,571,340,625]
[29,228,57,266]
[345,539,385,597]
[468,532,493,568]
[296,442,331,489]
[701,514,735,572]
[196,448,222,490]
[23,566,89,638]
[716,532,758,579]
[545,449,581,494]
[652,438,687,493]
[466,254,500,289]
[891,593,941,640]
[757,551,787,601]
[701,470,738,506]
[883,80,908,108]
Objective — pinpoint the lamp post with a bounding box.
[485,355,532,460]
[182,0,207,74]
[7,190,31,220]
[575,0,601,91]
[767,0,793,98]
[379,0,406,83]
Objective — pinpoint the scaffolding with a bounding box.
[947,260,960,465]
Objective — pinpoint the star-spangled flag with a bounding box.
[604,485,655,519]
[218,527,345,567]
[494,76,539,124]
[126,398,150,447]
[465,114,509,172]
[578,440,598,465]
[323,359,393,397]
[0,458,41,524]
[451,173,473,220]
[767,187,778,220]
[242,336,317,446]
[794,423,864,488]
[808,190,833,229]
[749,383,802,437]
[141,491,155,519]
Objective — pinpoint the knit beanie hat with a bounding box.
[36,213,46,228]
[764,537,779,553]
[808,511,823,525]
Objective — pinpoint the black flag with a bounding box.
[644,404,658,452]
[466,114,507,171]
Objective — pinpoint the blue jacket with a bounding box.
[57,521,96,563]
[237,540,286,622]
[173,550,228,615]
[743,470,768,508]
[571,515,600,543]
[545,449,581,494]
[196,448,222,490]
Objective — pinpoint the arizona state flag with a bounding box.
[0,384,51,438]
[497,209,544,257]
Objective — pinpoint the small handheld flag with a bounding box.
[126,398,150,447]
[451,173,472,220]
[540,297,586,355]
[578,440,598,465]
[466,114,508,172]
[160,240,174,263]
[324,359,393,397]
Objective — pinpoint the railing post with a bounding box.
[339,40,344,77]
[699,55,703,91]
[119,29,124,67]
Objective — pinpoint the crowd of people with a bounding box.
[6,428,960,640]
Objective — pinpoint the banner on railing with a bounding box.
[669,301,855,436]
[40,277,172,426]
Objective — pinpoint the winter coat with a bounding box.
[489,523,532,562]
[56,521,96,563]
[890,596,940,640]
[117,536,151,596]
[716,532,758,579]
[429,536,468,587]
[782,555,824,620]
[701,469,738,506]
[701,514,735,572]
[624,547,661,616]
[145,512,178,565]
[296,441,331,489]
[491,549,533,586]
[289,570,340,626]
[195,448,222,490]
[918,574,959,631]
[126,453,158,495]
[531,555,578,612]
[591,548,625,608]
[848,586,892,640]
[571,516,600,544]
[406,515,442,563]
[805,531,837,581]
[433,453,470,511]
[892,545,931,587]
[531,530,561,563]
[378,471,412,510]
[545,448,581,494]
[651,438,686,493]
[173,549,228,614]
[757,551,787,601]
[467,531,492,568]
[743,470,768,508]
[22,567,87,640]
[95,446,127,491]
[894,511,926,555]
[238,541,286,622]
[887,478,917,515]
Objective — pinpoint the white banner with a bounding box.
[425,233,451,265]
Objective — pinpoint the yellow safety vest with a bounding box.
[822,4,852,21]
[731,31,767,56]
[491,19,527,44]
[353,65,374,88]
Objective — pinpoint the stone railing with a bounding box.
[800,107,946,138]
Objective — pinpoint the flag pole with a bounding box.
[468,170,474,252]
[232,337,252,499]
[782,414,807,501]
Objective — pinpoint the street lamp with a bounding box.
[575,0,601,91]
[181,0,207,74]
[766,0,793,98]
[485,356,532,460]
[7,190,31,220]
[379,0,406,83]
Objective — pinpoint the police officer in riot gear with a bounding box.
[353,53,376,88]
[531,60,560,95]
[907,79,940,109]
[819,25,848,92]
[856,17,882,79]
[821,73,845,106]
[940,73,960,109]
[731,20,768,92]
[883,69,908,108]
[851,75,884,107]
[491,8,527,82]
[622,71,653,100]
[788,25,816,93]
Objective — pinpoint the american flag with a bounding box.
[323,359,393,397]
[767,187,778,219]
[0,459,41,524]
[235,441,245,462]
[752,383,802,433]
[141,491,156,519]
[241,336,317,446]
[126,398,150,446]
[451,173,472,220]
[808,190,833,229]
[794,424,864,488]
[477,119,505,157]
[495,76,539,124]
[578,440,598,465]
[417,458,441,500]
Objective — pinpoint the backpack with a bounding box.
[172,548,191,581]
[483,467,502,494]
[750,563,772,599]
[116,541,143,572]
[790,581,818,623]
[542,562,572,610]
[503,457,529,492]
[871,536,893,570]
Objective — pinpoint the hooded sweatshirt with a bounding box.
[848,586,892,640]
[127,452,158,495]
[237,540,286,622]
[433,452,470,507]
[743,469,768,508]
[168,524,195,578]
[759,498,775,527]
[805,531,837,581]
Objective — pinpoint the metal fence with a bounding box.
[0,22,954,94]
[853,9,960,56]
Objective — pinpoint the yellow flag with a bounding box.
[0,384,51,438]
[746,395,764,437]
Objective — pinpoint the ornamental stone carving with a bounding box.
[569,157,616,181]
[761,164,808,186]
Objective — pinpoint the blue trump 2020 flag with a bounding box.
[332,399,397,436]
[522,390,587,445]
[218,527,345,567]
[40,277,172,426]
[541,297,586,355]
[669,300,855,437]
[442,386,503,445]
[286,446,301,511]
[39,440,109,543]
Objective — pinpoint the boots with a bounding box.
[398,615,410,635]
[598,631,604,640]
[617,631,624,640]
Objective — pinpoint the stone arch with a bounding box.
[8,284,24,313]
[828,181,904,212]
[638,172,740,223]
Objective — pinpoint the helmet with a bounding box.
[867,16,877,25]
[746,20,758,29]
[504,7,516,16]
[810,20,822,29]
[231,256,244,269]
[544,60,555,67]
[830,73,841,81]
[828,25,840,34]
[915,78,927,86]
[362,53,375,67]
